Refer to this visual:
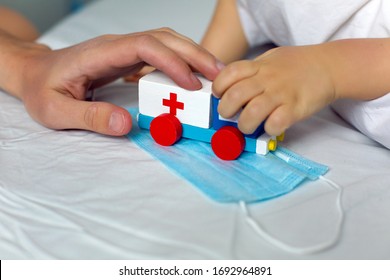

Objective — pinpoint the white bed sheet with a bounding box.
[1,0,390,259]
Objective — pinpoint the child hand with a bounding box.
[212,45,336,136]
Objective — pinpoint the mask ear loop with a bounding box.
[239,175,344,255]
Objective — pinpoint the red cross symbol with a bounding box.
[162,92,184,115]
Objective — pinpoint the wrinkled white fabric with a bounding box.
[237,0,390,149]
[1,0,390,259]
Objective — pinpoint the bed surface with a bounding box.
[1,0,390,259]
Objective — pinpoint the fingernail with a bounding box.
[216,60,226,71]
[190,74,202,89]
[109,111,125,133]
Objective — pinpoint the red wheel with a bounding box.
[150,113,182,146]
[211,126,245,160]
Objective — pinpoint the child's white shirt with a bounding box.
[237,0,390,149]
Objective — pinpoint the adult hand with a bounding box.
[3,28,222,136]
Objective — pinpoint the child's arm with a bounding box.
[0,7,39,41]
[212,38,390,136]
[200,0,248,64]
[320,38,390,101]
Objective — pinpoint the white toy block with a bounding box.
[139,71,213,129]
[256,134,277,155]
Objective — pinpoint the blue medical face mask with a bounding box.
[126,108,328,203]
[127,108,343,255]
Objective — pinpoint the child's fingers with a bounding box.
[218,77,265,118]
[264,105,296,136]
[212,60,258,97]
[237,92,280,135]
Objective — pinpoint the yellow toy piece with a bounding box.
[277,132,285,142]
[268,139,277,151]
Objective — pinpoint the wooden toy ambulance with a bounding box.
[138,71,283,160]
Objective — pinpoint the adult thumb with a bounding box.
[82,102,132,136]
[41,94,132,136]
